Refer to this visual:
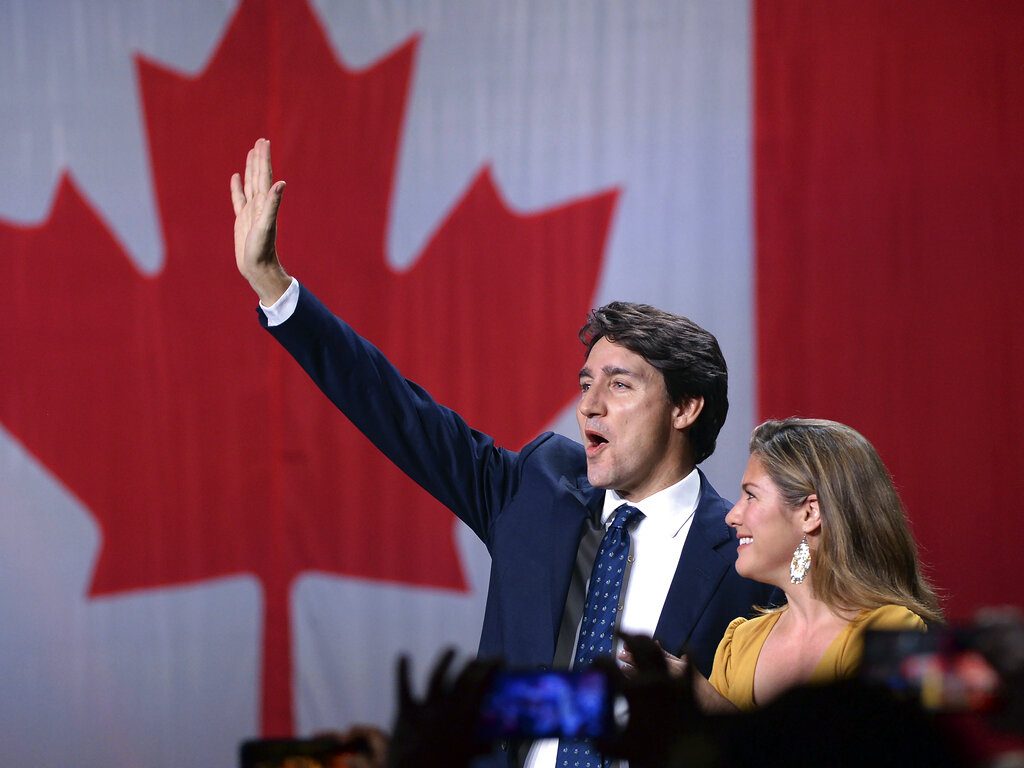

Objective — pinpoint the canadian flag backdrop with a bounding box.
[0,1,1020,765]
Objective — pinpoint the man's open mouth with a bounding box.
[585,429,609,455]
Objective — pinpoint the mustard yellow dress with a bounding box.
[708,604,925,710]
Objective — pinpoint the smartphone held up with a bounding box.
[475,668,615,742]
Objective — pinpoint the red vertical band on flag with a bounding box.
[755,1,1024,617]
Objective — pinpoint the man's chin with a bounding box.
[586,468,612,490]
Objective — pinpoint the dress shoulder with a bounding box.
[718,615,750,651]
[708,616,746,699]
[855,604,927,632]
[709,613,780,710]
[819,604,927,681]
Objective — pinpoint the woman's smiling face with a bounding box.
[726,455,807,586]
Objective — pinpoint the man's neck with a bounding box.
[603,467,700,525]
[614,463,696,504]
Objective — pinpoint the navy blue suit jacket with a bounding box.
[264,288,777,762]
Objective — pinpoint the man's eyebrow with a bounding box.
[602,365,637,378]
[578,365,640,379]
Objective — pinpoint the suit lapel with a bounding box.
[548,474,604,642]
[653,470,733,655]
[561,473,605,520]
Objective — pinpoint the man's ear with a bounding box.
[672,396,704,431]
[802,494,821,535]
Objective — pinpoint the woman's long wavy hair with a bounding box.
[751,418,942,623]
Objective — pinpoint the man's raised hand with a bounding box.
[230,138,291,305]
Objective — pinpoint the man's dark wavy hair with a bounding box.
[578,301,728,465]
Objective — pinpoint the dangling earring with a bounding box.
[790,535,811,584]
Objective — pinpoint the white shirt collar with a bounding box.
[601,467,701,538]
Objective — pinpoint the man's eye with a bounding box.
[745,492,755,501]
[580,382,591,392]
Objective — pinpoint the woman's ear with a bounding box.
[802,494,821,535]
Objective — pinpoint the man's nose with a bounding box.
[578,386,605,417]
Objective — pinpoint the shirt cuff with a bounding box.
[259,277,300,327]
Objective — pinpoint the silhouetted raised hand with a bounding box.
[388,649,500,768]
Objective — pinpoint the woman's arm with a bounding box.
[619,643,738,713]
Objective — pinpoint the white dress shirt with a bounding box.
[260,276,300,325]
[525,470,700,768]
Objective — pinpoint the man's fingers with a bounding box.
[257,181,286,231]
[254,138,268,194]
[230,173,245,216]
[236,140,282,224]
[254,137,272,194]
[620,631,667,673]
[617,649,640,678]
[243,146,255,200]
[662,652,689,680]
[265,140,274,192]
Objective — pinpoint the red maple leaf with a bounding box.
[0,0,616,735]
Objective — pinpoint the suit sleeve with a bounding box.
[260,285,519,547]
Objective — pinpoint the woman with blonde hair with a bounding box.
[636,417,942,712]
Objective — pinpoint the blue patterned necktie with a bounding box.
[557,502,644,768]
